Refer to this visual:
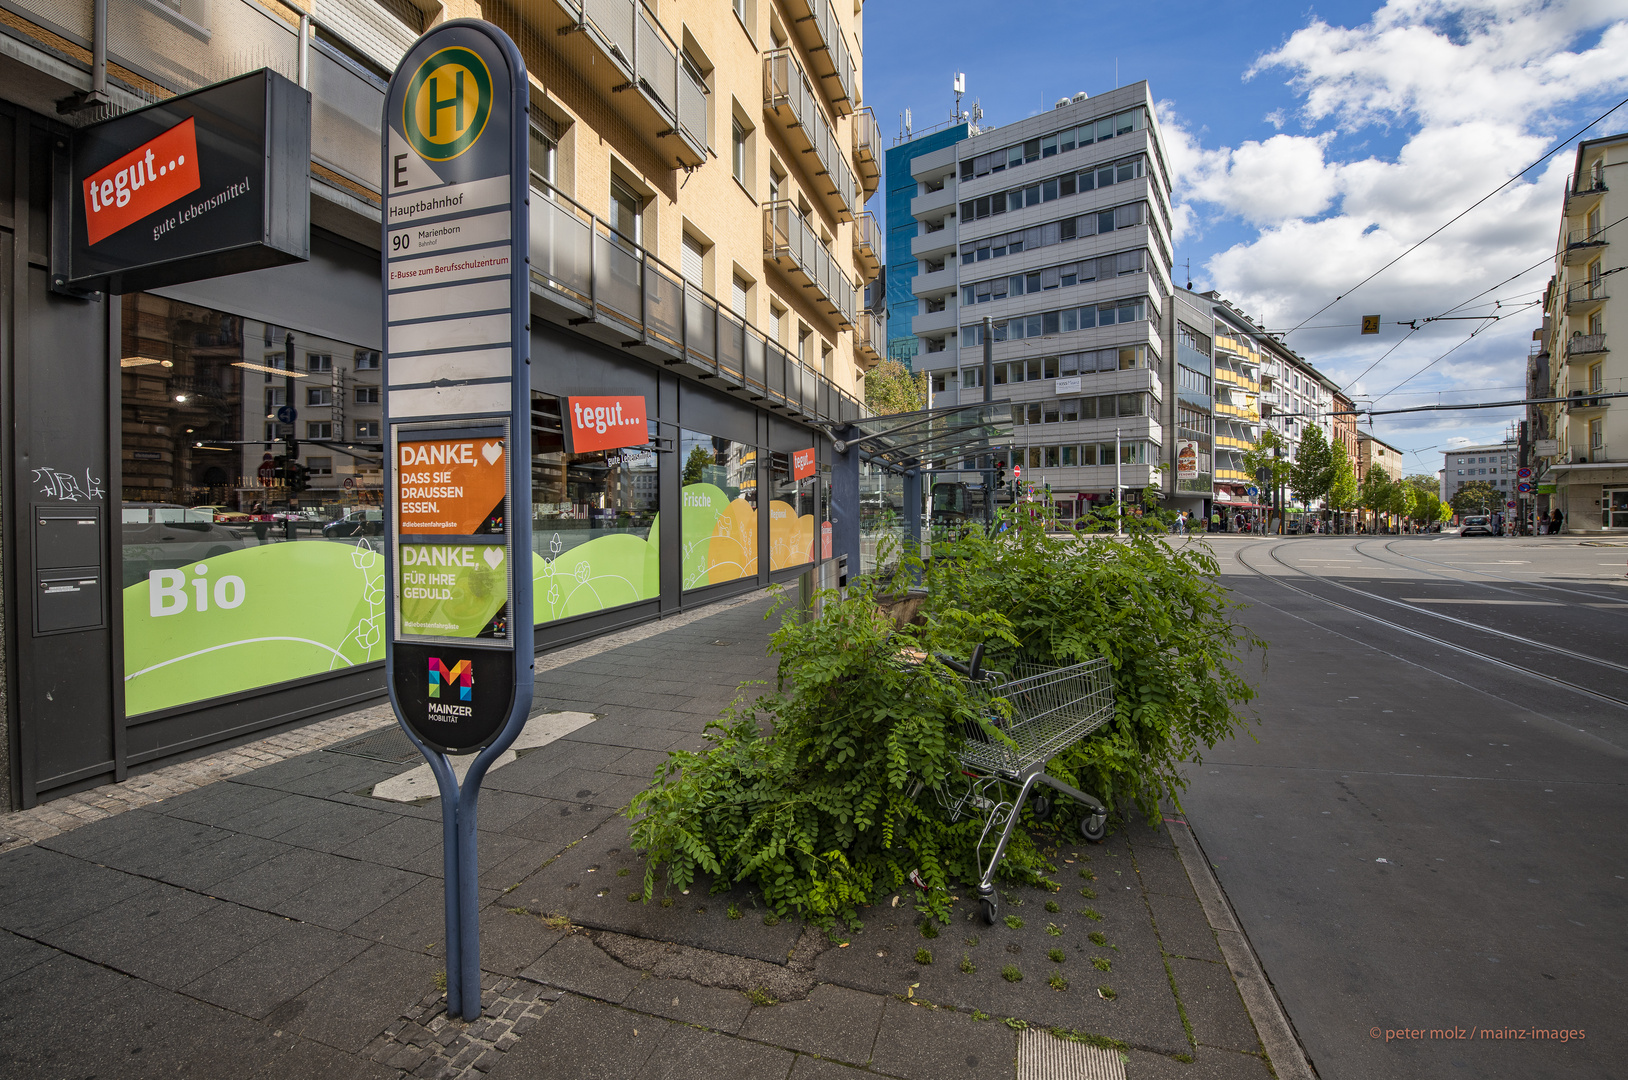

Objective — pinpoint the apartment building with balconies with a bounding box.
[1539,131,1628,532]
[907,83,1176,508]
[0,0,874,807]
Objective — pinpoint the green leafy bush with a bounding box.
[626,512,1258,925]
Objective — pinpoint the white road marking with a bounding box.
[1401,598,1560,606]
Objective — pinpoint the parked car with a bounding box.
[1460,515,1495,537]
[323,509,384,537]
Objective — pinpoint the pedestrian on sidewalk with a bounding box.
[1550,506,1564,534]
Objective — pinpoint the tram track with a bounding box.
[1230,539,1628,712]
[1374,537,1628,607]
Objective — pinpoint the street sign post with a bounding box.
[382,19,531,1022]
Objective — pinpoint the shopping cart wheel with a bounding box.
[979,894,999,925]
[1079,811,1107,842]
[1031,796,1053,822]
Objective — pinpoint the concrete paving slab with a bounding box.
[0,844,93,903]
[869,998,1016,1080]
[345,876,491,953]
[0,928,55,982]
[274,800,400,854]
[1169,957,1260,1054]
[620,973,754,1033]
[332,813,442,869]
[149,831,292,891]
[0,948,132,1014]
[209,844,356,908]
[217,791,338,839]
[273,857,424,929]
[788,1057,881,1079]
[1126,1047,1273,1079]
[476,908,565,976]
[44,879,216,959]
[738,983,886,1065]
[157,779,291,826]
[511,821,802,965]
[37,806,211,864]
[484,992,668,1080]
[516,931,641,1002]
[95,898,287,989]
[1144,890,1223,963]
[632,1020,797,1079]
[181,918,370,1019]
[0,859,152,936]
[282,941,443,1053]
[502,795,623,851]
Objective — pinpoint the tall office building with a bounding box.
[1537,131,1628,533]
[907,83,1175,512]
[885,123,969,369]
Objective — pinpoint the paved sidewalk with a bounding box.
[0,595,1301,1079]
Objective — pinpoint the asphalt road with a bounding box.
[1181,532,1628,1080]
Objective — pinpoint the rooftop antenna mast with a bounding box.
[953,72,965,122]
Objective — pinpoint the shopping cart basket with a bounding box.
[935,647,1116,925]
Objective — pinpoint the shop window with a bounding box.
[769,450,817,570]
[680,429,760,589]
[530,394,659,623]
[117,293,387,720]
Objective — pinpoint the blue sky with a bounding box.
[863,0,1628,474]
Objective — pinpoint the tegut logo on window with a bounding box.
[149,563,246,616]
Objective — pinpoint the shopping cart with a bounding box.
[935,646,1116,925]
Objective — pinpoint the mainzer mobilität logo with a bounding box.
[427,657,474,721]
[404,47,493,162]
[82,116,201,245]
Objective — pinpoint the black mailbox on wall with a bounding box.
[33,508,105,636]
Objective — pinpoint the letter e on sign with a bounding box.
[565,395,648,453]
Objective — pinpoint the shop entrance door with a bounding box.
[1608,489,1628,529]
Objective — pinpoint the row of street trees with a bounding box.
[1244,425,1450,530]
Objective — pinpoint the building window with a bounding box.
[732,117,747,187]
[307,456,332,476]
[355,385,379,404]
[355,350,380,370]
[306,421,332,439]
[679,428,759,589]
[356,421,380,440]
[307,353,332,373]
[1591,417,1604,450]
[306,387,332,406]
[530,115,559,188]
[530,394,659,621]
[610,175,642,250]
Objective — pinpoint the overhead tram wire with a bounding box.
[1278,93,1628,339]
[1370,298,1543,405]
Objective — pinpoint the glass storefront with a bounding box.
[679,429,759,589]
[530,394,660,620]
[118,295,823,719]
[120,293,387,717]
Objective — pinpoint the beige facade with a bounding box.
[481,0,880,396]
[1538,131,1628,532]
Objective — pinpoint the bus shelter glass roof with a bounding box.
[839,403,1013,472]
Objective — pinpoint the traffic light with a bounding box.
[271,454,287,486]
[291,463,311,492]
[995,460,1008,489]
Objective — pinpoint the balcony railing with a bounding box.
[764,201,857,329]
[781,0,857,116]
[853,106,881,195]
[9,0,388,195]
[856,309,880,364]
[1565,282,1609,313]
[852,210,880,278]
[764,48,859,221]
[552,0,709,166]
[530,180,861,424]
[1567,332,1608,358]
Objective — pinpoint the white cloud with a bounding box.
[1168,1,1628,421]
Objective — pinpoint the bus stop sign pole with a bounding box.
[381,19,532,1022]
